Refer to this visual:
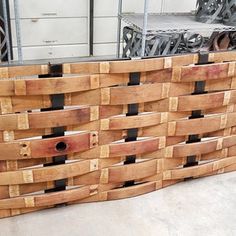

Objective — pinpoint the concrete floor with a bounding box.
[0,172,236,236]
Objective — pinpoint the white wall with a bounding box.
[10,0,196,61]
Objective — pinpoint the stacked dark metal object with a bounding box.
[123,26,236,57]
[196,0,236,25]
[0,12,7,61]
[123,0,236,57]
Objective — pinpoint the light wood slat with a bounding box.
[0,132,98,160]
[0,74,130,96]
[74,137,163,159]
[101,113,164,130]
[0,65,49,79]
[1,150,236,203]
[0,107,92,131]
[172,136,224,158]
[146,61,236,83]
[163,156,236,180]
[0,186,93,209]
[107,182,159,200]
[1,80,234,113]
[108,159,158,183]
[0,207,50,218]
[0,61,234,96]
[0,158,47,171]
[66,51,236,74]
[172,112,236,136]
[0,159,97,185]
[0,51,235,79]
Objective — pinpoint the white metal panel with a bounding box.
[9,0,88,18]
[123,0,162,14]
[93,43,117,56]
[94,0,119,17]
[11,18,88,47]
[94,17,118,43]
[13,44,88,60]
[163,0,196,13]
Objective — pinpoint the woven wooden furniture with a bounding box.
[0,51,236,218]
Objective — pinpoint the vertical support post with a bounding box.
[117,0,122,58]
[39,65,67,200]
[13,0,23,63]
[89,0,94,56]
[141,0,149,57]
[2,0,12,62]
[124,71,141,187]
[184,51,209,178]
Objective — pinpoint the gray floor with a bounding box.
[0,172,236,236]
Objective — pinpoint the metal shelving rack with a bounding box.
[117,0,236,58]
[1,0,22,63]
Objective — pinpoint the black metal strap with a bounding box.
[124,72,141,187]
[39,64,67,196]
[184,52,209,174]
[198,51,209,65]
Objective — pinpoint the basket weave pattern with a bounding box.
[0,51,236,218]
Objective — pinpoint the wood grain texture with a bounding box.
[1,51,236,218]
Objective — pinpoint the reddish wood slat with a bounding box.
[0,132,97,160]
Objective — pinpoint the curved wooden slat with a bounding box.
[107,182,159,200]
[104,83,168,105]
[108,159,158,183]
[0,107,92,131]
[174,62,236,82]
[0,64,49,79]
[163,156,236,180]
[75,137,164,159]
[183,62,236,82]
[1,80,234,114]
[173,112,236,136]
[0,159,97,185]
[171,135,236,158]
[177,91,234,112]
[101,113,164,130]
[0,73,131,96]
[0,132,97,160]
[0,51,235,79]
[0,186,93,209]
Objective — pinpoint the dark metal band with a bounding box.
[184,51,209,176]
[124,72,141,187]
[39,64,67,195]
